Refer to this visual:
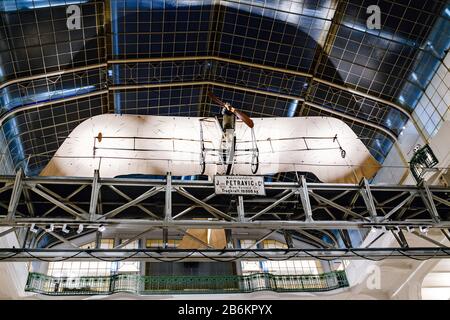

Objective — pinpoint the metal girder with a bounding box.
[6,169,24,221]
[1,248,449,262]
[308,191,370,221]
[0,227,17,239]
[175,186,235,221]
[441,229,450,242]
[380,192,416,222]
[248,190,295,221]
[411,231,449,248]
[298,176,313,222]
[89,170,101,220]
[36,184,88,216]
[42,184,87,217]
[283,230,294,248]
[432,194,450,207]
[419,181,441,223]
[176,227,214,249]
[391,230,408,248]
[0,175,448,235]
[296,230,334,249]
[45,230,79,249]
[165,173,172,221]
[338,230,352,248]
[29,185,87,220]
[99,186,164,219]
[247,230,279,249]
[2,219,450,230]
[114,227,158,249]
[108,185,160,220]
[360,178,378,221]
[237,196,245,222]
[172,193,216,220]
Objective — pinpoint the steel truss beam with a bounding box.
[0,174,449,259]
[0,175,448,228]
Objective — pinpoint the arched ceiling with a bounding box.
[0,0,448,175]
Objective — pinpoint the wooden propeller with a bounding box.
[207,92,254,128]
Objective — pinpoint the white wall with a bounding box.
[0,228,30,299]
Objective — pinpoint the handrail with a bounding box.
[25,271,349,295]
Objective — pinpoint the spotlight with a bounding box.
[61,224,70,234]
[407,226,415,233]
[420,226,429,234]
[30,223,38,233]
[98,224,106,233]
[370,226,377,233]
[394,226,400,233]
[76,224,84,234]
[45,224,54,232]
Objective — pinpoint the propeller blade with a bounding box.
[207,92,254,128]
[233,109,254,128]
[207,92,226,106]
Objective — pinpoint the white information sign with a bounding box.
[214,175,265,195]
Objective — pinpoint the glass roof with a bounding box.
[0,0,448,176]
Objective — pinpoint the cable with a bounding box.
[197,249,254,262]
[396,248,442,261]
[85,250,141,262]
[3,247,450,263]
[142,249,197,262]
[24,250,84,263]
[0,251,21,261]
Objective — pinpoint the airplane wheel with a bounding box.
[251,155,259,174]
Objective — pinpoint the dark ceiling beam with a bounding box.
[107,80,400,142]
[0,63,107,90]
[0,90,108,126]
[301,0,344,116]
[0,79,398,145]
[107,56,410,119]
[0,55,411,120]
[102,0,114,114]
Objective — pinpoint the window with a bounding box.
[238,239,324,275]
[47,239,114,277]
[117,240,141,274]
[146,239,180,248]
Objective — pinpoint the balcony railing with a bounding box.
[25,271,349,295]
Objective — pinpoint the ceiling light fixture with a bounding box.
[98,225,106,233]
[419,226,429,234]
[45,224,54,232]
[30,223,38,233]
[76,224,84,234]
[61,224,70,234]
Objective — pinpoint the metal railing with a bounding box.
[410,144,439,183]
[25,271,349,295]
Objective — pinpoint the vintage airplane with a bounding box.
[41,92,380,184]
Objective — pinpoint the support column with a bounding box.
[360,178,378,222]
[299,176,313,222]
[7,168,24,221]
[89,170,101,221]
[165,172,172,221]
[237,196,245,222]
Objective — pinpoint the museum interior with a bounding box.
[0,0,449,300]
